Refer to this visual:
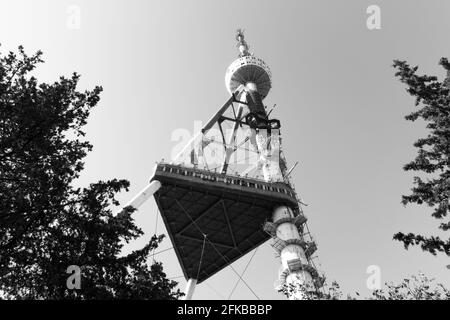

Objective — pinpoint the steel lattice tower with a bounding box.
[118,30,323,299]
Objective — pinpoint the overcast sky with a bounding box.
[1,0,449,299]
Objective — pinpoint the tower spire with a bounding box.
[236,28,250,57]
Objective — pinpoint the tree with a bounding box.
[281,281,346,300]
[283,273,450,300]
[392,58,450,256]
[370,273,450,300]
[0,45,182,299]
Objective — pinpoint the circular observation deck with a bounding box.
[225,55,272,99]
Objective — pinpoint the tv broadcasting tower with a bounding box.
[118,30,323,299]
[225,30,322,298]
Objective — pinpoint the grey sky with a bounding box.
[1,0,449,299]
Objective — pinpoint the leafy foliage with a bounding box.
[371,273,450,300]
[281,281,345,300]
[0,46,182,299]
[392,58,450,256]
[283,273,449,300]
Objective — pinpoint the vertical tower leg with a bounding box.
[242,83,318,298]
[114,180,161,215]
[272,206,316,299]
[183,278,197,300]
